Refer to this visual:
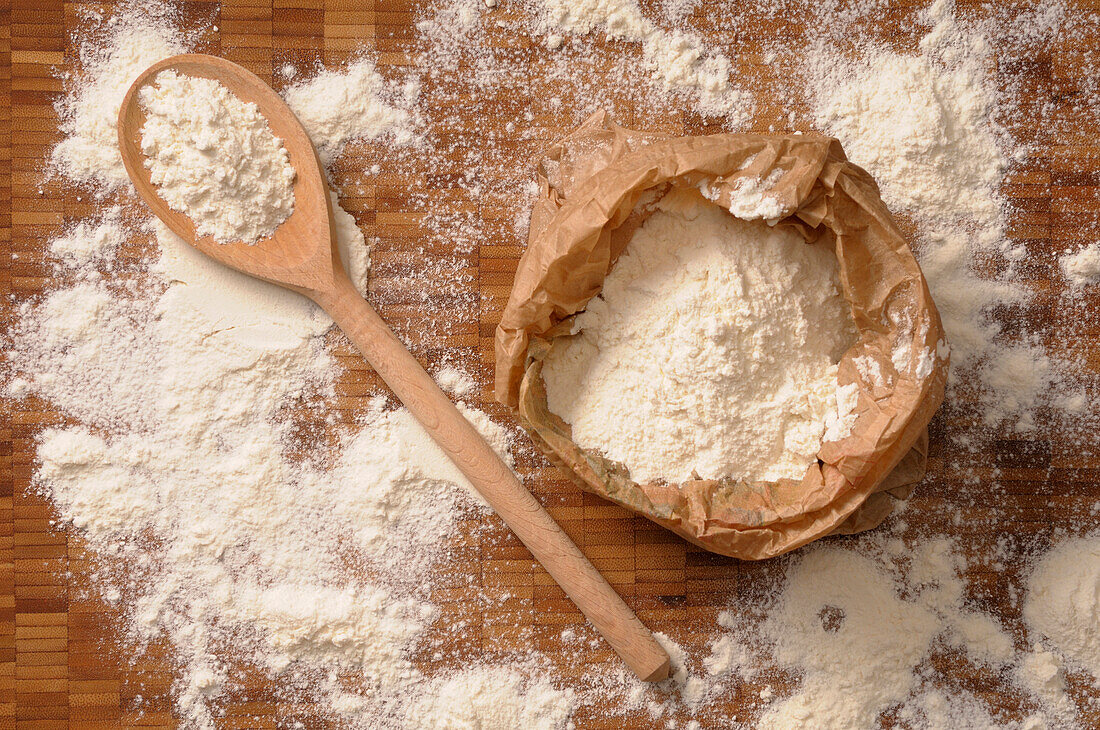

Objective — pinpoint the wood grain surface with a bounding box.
[3,0,1100,728]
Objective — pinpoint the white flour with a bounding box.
[14,170,520,729]
[282,59,419,166]
[629,533,1054,730]
[12,15,532,728]
[51,16,187,188]
[1061,243,1100,288]
[1018,646,1071,714]
[808,35,1004,224]
[433,362,479,397]
[535,0,751,122]
[753,538,1032,729]
[760,548,942,729]
[408,665,576,729]
[698,165,788,221]
[703,630,759,683]
[140,70,296,243]
[542,193,855,484]
[48,207,126,266]
[896,689,1010,730]
[853,354,887,389]
[1024,536,1100,683]
[804,1,1070,434]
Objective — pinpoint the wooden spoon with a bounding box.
[117,54,670,683]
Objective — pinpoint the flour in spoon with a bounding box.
[139,70,296,244]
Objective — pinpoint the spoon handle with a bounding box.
[311,273,670,683]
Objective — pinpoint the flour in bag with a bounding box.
[541,194,857,484]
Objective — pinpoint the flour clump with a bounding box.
[139,70,296,244]
[1060,243,1100,289]
[541,193,856,484]
[1023,535,1100,682]
[282,59,418,166]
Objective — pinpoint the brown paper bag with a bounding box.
[495,112,948,559]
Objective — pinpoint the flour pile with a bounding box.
[542,193,856,484]
[807,17,1005,224]
[754,539,1027,729]
[139,70,296,243]
[282,59,419,165]
[51,13,188,188]
[1024,536,1100,691]
[409,665,577,729]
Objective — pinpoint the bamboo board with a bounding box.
[3,0,1100,727]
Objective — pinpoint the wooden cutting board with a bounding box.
[3,0,1100,727]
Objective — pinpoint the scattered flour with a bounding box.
[140,70,296,244]
[48,208,127,266]
[755,539,1019,729]
[542,193,855,484]
[760,548,941,729]
[534,0,752,122]
[11,14,529,728]
[15,1,1100,728]
[896,689,1009,730]
[433,363,479,397]
[14,181,516,727]
[407,665,575,730]
[703,632,758,682]
[808,35,1004,223]
[1017,646,1071,710]
[12,189,452,723]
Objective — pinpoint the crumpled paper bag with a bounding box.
[495,112,948,559]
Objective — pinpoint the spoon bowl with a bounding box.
[118,54,337,292]
[117,54,670,682]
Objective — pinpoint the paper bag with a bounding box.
[495,112,947,559]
